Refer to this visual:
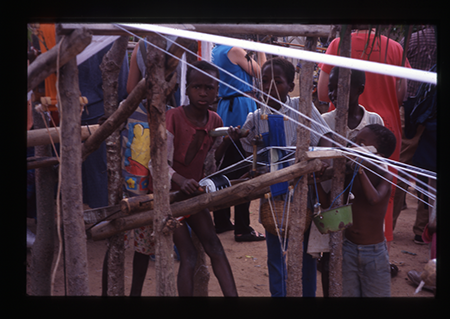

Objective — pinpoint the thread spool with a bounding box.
[199,174,231,193]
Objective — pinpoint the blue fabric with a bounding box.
[267,114,289,197]
[266,227,317,297]
[216,96,257,127]
[212,44,257,127]
[412,118,437,171]
[212,44,253,98]
[266,187,317,297]
[342,238,391,297]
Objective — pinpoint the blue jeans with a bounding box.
[266,229,317,297]
[342,238,391,297]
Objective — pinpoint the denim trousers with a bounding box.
[266,228,317,297]
[342,238,391,297]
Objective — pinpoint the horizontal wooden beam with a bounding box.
[305,146,377,160]
[89,158,323,240]
[27,124,99,147]
[57,23,148,36]
[186,24,333,37]
[27,156,59,170]
[84,167,334,225]
[58,23,334,38]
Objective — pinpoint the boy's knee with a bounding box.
[204,240,226,259]
[181,250,198,269]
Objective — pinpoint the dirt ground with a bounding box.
[26,187,435,297]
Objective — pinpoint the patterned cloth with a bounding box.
[399,27,437,98]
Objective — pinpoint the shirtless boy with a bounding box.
[342,124,396,297]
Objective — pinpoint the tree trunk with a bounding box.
[287,36,317,297]
[30,105,56,296]
[100,35,128,296]
[328,25,352,297]
[57,31,90,296]
[145,34,178,296]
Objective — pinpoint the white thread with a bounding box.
[113,24,437,209]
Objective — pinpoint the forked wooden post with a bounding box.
[100,35,128,296]
[145,34,178,296]
[287,36,317,297]
[57,29,90,296]
[328,25,352,297]
[30,105,56,295]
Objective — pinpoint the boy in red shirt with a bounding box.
[149,60,239,296]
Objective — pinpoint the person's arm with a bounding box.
[227,46,266,78]
[171,173,201,195]
[356,162,392,205]
[317,69,331,103]
[396,78,407,106]
[127,43,142,94]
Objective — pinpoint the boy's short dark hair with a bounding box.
[186,60,219,86]
[365,124,397,158]
[331,67,366,87]
[262,57,295,84]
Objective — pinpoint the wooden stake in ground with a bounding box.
[30,106,56,296]
[328,25,352,297]
[287,36,317,297]
[57,31,90,296]
[145,34,178,296]
[100,35,128,296]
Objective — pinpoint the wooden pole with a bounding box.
[58,23,334,38]
[81,78,147,162]
[89,159,323,241]
[100,35,128,296]
[30,105,56,295]
[57,30,90,296]
[287,36,317,297]
[27,124,99,147]
[328,25,352,297]
[28,26,92,92]
[188,24,333,37]
[145,34,178,296]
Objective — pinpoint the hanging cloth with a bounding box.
[36,24,58,111]
[263,114,289,197]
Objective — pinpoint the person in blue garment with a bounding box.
[211,42,267,241]
[240,57,332,296]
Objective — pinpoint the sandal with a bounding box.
[235,230,266,242]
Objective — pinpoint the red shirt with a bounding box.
[319,32,411,162]
[149,106,223,192]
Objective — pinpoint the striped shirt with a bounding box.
[240,96,332,154]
